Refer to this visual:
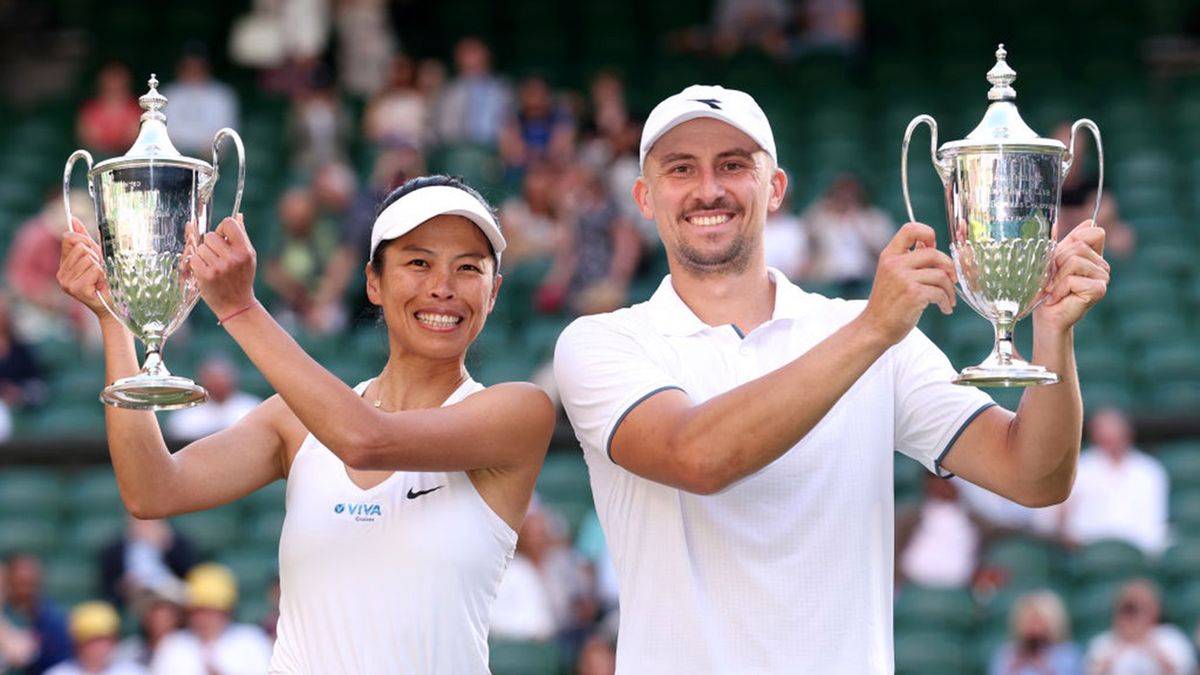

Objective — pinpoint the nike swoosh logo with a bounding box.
[406,485,445,500]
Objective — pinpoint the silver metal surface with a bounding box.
[63,73,247,409]
[901,44,1103,387]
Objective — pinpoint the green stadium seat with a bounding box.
[1070,539,1148,585]
[171,507,242,555]
[1157,442,1200,489]
[982,537,1059,585]
[1169,489,1200,536]
[218,546,279,596]
[26,403,106,439]
[894,630,972,675]
[65,513,127,554]
[487,638,562,675]
[239,480,287,514]
[1115,309,1188,350]
[245,509,285,547]
[1158,539,1200,588]
[0,515,60,556]
[69,468,125,514]
[1165,580,1200,631]
[893,585,976,635]
[42,553,97,606]
[1071,580,1123,643]
[0,468,65,517]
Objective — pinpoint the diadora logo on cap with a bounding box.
[689,98,722,110]
[334,502,383,522]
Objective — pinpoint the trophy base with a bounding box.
[953,362,1060,388]
[101,375,208,411]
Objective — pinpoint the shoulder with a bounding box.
[463,383,555,445]
[474,382,554,416]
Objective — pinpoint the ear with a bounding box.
[767,167,788,213]
[365,262,382,306]
[632,176,654,221]
[487,273,503,314]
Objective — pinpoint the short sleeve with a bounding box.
[553,316,685,462]
[892,328,996,476]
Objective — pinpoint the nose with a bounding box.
[428,265,455,299]
[696,166,725,204]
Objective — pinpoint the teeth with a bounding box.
[416,313,461,327]
[691,214,731,226]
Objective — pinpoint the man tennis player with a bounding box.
[553,85,1108,673]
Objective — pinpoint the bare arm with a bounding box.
[191,217,555,474]
[940,223,1108,506]
[57,219,287,519]
[611,222,958,494]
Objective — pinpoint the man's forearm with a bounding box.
[1008,325,1082,503]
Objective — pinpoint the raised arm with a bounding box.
[189,217,554,474]
[940,223,1108,506]
[563,222,958,495]
[57,218,287,519]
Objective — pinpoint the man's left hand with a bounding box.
[1035,220,1109,333]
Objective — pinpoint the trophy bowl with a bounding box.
[64,75,245,410]
[901,45,1103,387]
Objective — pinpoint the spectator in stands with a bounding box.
[989,589,1083,675]
[7,189,100,345]
[572,510,618,628]
[114,583,184,667]
[575,632,617,675]
[710,0,791,57]
[0,292,47,411]
[498,74,576,180]
[896,474,981,588]
[799,173,895,297]
[763,186,809,280]
[165,356,262,441]
[1084,578,1196,675]
[286,66,352,173]
[535,163,641,316]
[263,187,353,335]
[491,501,594,645]
[0,565,36,673]
[98,516,197,611]
[333,0,396,98]
[3,553,72,674]
[432,37,513,148]
[363,54,430,150]
[791,0,864,57]
[160,44,239,157]
[45,601,145,675]
[1036,407,1169,557]
[1053,123,1134,259]
[76,62,142,157]
[497,161,562,269]
[149,564,272,675]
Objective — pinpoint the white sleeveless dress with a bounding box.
[269,378,517,674]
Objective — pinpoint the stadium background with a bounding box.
[1,0,1199,673]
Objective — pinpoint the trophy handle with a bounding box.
[1065,119,1103,228]
[902,115,941,223]
[63,149,94,230]
[210,128,246,218]
[63,149,119,321]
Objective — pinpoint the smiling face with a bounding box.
[635,117,786,279]
[366,215,500,362]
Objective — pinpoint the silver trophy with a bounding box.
[901,45,1103,387]
[64,74,245,409]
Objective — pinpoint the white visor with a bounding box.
[369,185,506,267]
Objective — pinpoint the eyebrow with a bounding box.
[399,244,489,260]
[657,147,758,164]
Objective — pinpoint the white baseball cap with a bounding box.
[639,84,777,170]
[369,184,507,267]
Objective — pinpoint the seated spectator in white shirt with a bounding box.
[1035,407,1169,556]
[45,601,147,675]
[166,356,261,441]
[150,564,272,675]
[161,44,238,156]
[1085,578,1196,675]
[897,474,981,588]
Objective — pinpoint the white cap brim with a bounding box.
[639,84,777,170]
[369,185,506,266]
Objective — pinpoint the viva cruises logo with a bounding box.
[334,502,383,522]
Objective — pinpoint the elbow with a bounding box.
[1010,481,1072,509]
[330,427,383,471]
[673,445,735,496]
[123,495,171,521]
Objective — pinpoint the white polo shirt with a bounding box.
[553,269,994,674]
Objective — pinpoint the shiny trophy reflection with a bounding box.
[64,74,245,409]
[902,45,1103,387]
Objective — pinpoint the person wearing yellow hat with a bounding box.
[148,564,270,675]
[44,601,145,675]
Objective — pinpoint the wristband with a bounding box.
[217,300,259,326]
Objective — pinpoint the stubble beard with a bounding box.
[674,231,755,278]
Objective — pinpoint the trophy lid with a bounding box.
[90,74,211,174]
[940,45,1065,154]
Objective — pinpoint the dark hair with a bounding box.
[369,174,500,274]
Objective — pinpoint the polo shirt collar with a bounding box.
[646,267,813,337]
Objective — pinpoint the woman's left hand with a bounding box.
[191,214,258,319]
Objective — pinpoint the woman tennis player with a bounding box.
[58,175,555,673]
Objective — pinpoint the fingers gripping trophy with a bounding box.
[64,75,245,409]
[902,45,1103,387]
